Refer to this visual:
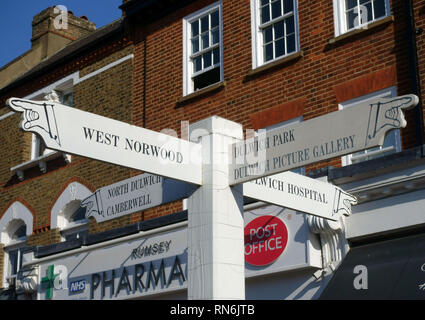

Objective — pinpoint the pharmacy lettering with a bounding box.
[36,225,188,300]
[230,95,419,185]
[89,255,186,299]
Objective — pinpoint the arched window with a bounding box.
[51,181,92,241]
[0,202,33,289]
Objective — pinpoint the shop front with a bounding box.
[19,203,325,300]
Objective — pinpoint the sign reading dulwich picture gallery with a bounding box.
[229,95,418,185]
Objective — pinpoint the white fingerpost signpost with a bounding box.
[6,93,418,300]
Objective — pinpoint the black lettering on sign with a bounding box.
[83,127,119,147]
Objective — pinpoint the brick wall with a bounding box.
[131,0,421,176]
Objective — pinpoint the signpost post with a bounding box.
[6,93,418,300]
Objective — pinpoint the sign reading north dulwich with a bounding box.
[6,98,202,185]
[81,172,197,223]
[230,95,418,185]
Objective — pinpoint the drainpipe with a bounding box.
[405,0,424,147]
[143,38,147,128]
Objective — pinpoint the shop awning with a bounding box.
[320,232,425,299]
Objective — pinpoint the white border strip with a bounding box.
[1,54,134,121]
[0,111,14,121]
[77,54,134,84]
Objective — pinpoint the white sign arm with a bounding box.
[7,98,203,185]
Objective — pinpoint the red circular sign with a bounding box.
[244,215,288,266]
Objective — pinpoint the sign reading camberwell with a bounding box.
[230,95,418,185]
[81,172,198,223]
[6,98,202,185]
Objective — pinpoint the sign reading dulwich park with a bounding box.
[6,94,418,300]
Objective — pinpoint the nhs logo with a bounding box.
[69,279,86,294]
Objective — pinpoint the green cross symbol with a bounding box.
[41,265,59,300]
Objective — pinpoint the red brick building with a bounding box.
[1,0,425,300]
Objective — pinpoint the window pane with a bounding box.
[62,92,73,107]
[346,0,357,10]
[283,0,293,14]
[264,43,274,61]
[203,51,212,68]
[261,0,269,5]
[211,10,219,28]
[194,56,202,72]
[364,2,373,22]
[12,225,26,240]
[286,15,295,34]
[274,21,284,39]
[211,28,219,44]
[70,206,87,222]
[275,38,285,58]
[271,0,282,19]
[346,9,357,29]
[8,250,19,275]
[264,26,273,43]
[191,20,199,37]
[193,66,220,91]
[202,32,210,50]
[287,34,296,53]
[201,16,209,33]
[192,38,199,54]
[374,0,386,19]
[261,4,270,24]
[213,48,220,65]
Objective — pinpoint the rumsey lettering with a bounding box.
[131,240,172,259]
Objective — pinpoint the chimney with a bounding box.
[31,6,96,59]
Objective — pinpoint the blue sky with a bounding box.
[0,0,123,68]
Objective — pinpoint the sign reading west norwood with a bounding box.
[244,171,357,221]
[229,95,418,185]
[6,98,202,185]
[81,172,198,223]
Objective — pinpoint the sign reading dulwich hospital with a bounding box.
[244,171,357,221]
[6,98,202,185]
[230,95,418,185]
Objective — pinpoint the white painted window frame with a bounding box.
[183,1,224,96]
[332,0,391,37]
[0,201,33,289]
[339,86,400,166]
[250,0,300,69]
[50,181,92,242]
